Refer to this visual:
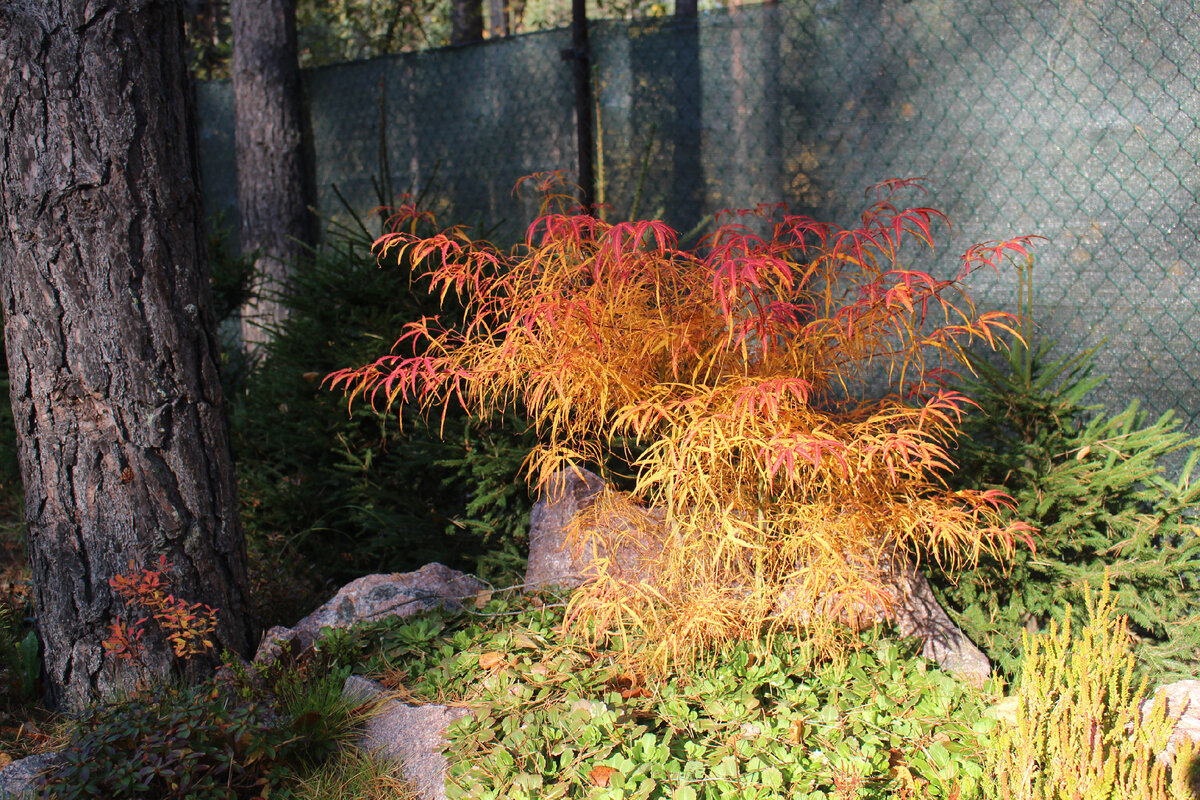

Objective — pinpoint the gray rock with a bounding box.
[253,624,301,664]
[525,467,668,590]
[343,675,472,800]
[525,466,606,589]
[0,752,64,799]
[525,466,992,685]
[256,563,487,663]
[1143,679,1200,760]
[881,555,992,684]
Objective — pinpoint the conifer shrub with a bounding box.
[935,259,1200,680]
[230,198,536,620]
[329,175,1036,667]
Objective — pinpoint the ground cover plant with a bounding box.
[936,259,1200,681]
[32,558,400,799]
[34,651,394,800]
[323,592,996,799]
[329,174,1037,668]
[303,581,1195,799]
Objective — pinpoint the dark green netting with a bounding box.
[196,0,1200,430]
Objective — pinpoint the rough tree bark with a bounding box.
[0,0,255,711]
[231,0,311,355]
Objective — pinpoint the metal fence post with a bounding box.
[565,0,596,212]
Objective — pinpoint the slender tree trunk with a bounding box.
[487,0,508,37]
[669,1,704,229]
[727,0,782,211]
[0,0,255,711]
[570,0,596,211]
[232,0,311,355]
[451,0,484,44]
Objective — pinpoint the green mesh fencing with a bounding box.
[195,0,1200,431]
[197,28,577,235]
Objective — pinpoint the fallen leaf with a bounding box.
[588,765,616,787]
[479,651,508,670]
[0,753,11,769]
[787,717,807,745]
[472,590,493,609]
[510,632,539,649]
[890,763,923,798]
[610,670,650,699]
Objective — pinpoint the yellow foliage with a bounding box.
[985,583,1198,799]
[329,175,1038,667]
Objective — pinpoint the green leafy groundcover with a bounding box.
[326,594,997,800]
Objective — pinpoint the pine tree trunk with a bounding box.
[451,0,484,44]
[487,0,508,37]
[231,0,311,354]
[0,0,255,711]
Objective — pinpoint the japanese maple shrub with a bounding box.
[329,175,1036,667]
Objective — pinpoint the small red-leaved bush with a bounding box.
[329,175,1036,666]
[105,556,219,666]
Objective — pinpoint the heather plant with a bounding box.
[330,175,1036,668]
[984,582,1198,799]
[936,258,1200,680]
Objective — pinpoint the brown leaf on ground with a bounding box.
[478,651,508,670]
[588,765,616,787]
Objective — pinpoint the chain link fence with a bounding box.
[197,0,1200,432]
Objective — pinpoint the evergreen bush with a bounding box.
[935,259,1200,680]
[230,199,535,626]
